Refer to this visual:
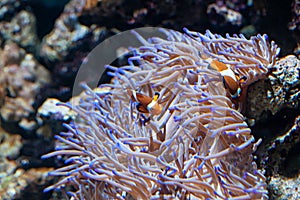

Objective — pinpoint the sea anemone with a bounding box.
[43,28,279,199]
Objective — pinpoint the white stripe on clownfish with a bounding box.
[207,58,244,98]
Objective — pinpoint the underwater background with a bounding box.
[0,0,299,199]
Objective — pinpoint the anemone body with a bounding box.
[44,29,279,199]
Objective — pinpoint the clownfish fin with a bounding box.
[136,103,149,113]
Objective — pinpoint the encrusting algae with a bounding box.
[43,28,279,199]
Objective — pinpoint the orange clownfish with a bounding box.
[209,60,246,98]
[128,90,163,115]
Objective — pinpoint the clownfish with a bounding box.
[209,60,246,98]
[128,90,162,115]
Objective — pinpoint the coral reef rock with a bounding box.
[0,10,39,52]
[267,115,300,176]
[0,42,50,131]
[0,0,22,20]
[246,55,300,123]
[289,0,300,32]
[0,127,22,159]
[207,1,243,26]
[268,173,300,200]
[0,163,53,200]
[39,0,102,63]
[37,98,75,122]
[36,98,76,138]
